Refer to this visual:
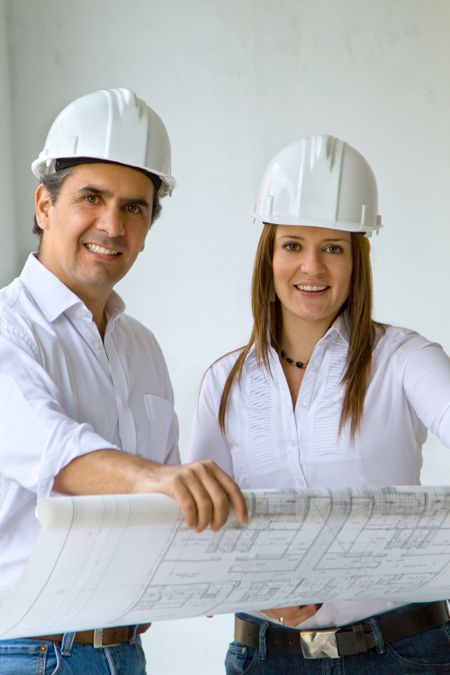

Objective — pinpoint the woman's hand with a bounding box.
[262,604,321,627]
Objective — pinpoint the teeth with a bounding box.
[296,284,327,292]
[85,243,119,256]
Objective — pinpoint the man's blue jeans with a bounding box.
[226,607,450,674]
[0,631,147,674]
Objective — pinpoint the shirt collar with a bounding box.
[325,311,351,345]
[20,253,125,324]
[248,311,351,363]
[104,291,126,329]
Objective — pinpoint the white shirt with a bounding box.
[0,254,179,588]
[189,314,450,628]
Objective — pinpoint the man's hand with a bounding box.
[54,451,247,532]
[262,604,321,627]
[143,460,248,532]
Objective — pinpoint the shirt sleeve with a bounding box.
[0,324,120,500]
[400,338,450,448]
[188,364,234,478]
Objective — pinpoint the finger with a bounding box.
[261,604,320,626]
[178,471,215,532]
[194,467,231,531]
[261,606,296,618]
[261,609,280,620]
[294,604,320,624]
[169,475,200,529]
[161,464,229,531]
[206,464,248,526]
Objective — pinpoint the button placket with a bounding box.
[271,350,308,488]
[69,309,110,368]
[294,347,324,485]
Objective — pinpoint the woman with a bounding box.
[188,134,450,674]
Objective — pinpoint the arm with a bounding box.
[54,449,247,531]
[401,339,450,446]
[0,324,246,531]
[188,362,235,477]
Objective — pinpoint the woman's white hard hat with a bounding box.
[31,88,176,197]
[253,134,382,236]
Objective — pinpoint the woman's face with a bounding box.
[272,225,353,331]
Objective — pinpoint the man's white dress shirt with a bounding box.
[0,254,179,588]
[189,314,450,628]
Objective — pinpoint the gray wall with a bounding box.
[0,0,17,284]
[3,1,450,672]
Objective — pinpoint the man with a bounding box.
[0,88,246,674]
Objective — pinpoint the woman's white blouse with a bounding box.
[188,315,450,628]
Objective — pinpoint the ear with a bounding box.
[34,184,52,231]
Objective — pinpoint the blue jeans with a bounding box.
[0,631,147,674]
[226,607,450,674]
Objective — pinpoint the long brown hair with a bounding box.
[218,224,382,439]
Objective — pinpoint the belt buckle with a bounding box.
[300,629,339,659]
[93,629,120,649]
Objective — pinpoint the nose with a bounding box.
[299,248,325,276]
[96,205,125,237]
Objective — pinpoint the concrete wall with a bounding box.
[4,1,450,672]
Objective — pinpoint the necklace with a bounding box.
[280,350,309,369]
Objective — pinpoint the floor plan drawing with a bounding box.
[0,486,449,638]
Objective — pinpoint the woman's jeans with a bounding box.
[0,631,147,674]
[226,607,450,674]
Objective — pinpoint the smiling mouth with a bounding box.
[84,243,121,256]
[294,284,329,292]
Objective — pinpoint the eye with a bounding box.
[282,241,301,252]
[124,203,143,215]
[324,244,344,254]
[84,194,100,205]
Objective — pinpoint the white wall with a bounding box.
[4,1,450,672]
[0,0,17,283]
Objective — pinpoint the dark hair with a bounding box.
[33,161,162,236]
[218,225,384,440]
[32,168,73,235]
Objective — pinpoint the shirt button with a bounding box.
[94,343,103,353]
[301,400,308,407]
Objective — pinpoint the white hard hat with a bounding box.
[253,134,382,235]
[31,88,175,197]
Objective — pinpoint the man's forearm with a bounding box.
[53,449,248,531]
[53,448,161,495]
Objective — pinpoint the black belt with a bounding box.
[235,601,449,659]
[31,624,151,648]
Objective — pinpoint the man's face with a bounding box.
[36,162,155,305]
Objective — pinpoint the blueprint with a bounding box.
[0,486,449,638]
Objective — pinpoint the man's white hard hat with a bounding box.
[31,88,175,197]
[253,134,382,236]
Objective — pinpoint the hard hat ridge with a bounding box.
[309,134,339,171]
[254,133,382,236]
[31,88,176,197]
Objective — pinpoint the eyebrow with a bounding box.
[277,235,350,242]
[78,186,151,210]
